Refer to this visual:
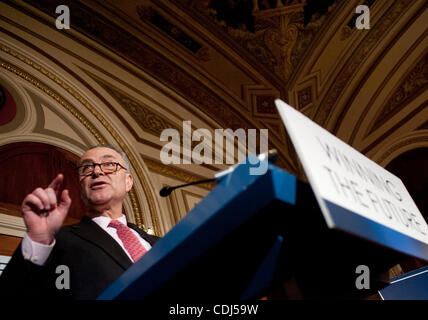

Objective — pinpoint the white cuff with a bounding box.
[21,233,56,266]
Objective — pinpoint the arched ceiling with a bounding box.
[10,0,424,178]
[0,0,426,235]
[0,0,424,181]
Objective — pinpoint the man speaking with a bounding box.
[0,145,159,299]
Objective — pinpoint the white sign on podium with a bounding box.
[275,99,428,260]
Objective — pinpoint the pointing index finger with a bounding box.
[48,174,64,191]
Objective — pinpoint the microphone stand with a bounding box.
[159,149,277,197]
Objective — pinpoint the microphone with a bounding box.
[159,149,278,197]
[159,178,216,197]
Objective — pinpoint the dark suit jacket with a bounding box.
[0,216,159,299]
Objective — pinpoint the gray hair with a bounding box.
[84,144,132,172]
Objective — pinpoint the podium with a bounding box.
[98,159,424,300]
[379,265,428,300]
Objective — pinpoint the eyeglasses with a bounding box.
[76,161,128,176]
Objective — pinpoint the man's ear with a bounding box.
[125,173,133,192]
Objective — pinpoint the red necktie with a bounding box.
[108,219,147,262]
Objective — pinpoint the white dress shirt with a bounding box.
[21,214,152,266]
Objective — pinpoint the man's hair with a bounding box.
[84,144,132,172]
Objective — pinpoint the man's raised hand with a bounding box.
[21,174,72,245]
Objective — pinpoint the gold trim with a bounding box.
[0,58,106,144]
[181,189,204,213]
[369,51,428,133]
[0,44,160,235]
[377,134,428,166]
[143,156,216,190]
[314,0,414,126]
[80,68,227,173]
[164,183,182,225]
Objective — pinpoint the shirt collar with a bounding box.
[92,214,127,230]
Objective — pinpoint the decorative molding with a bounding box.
[362,100,428,156]
[369,52,428,134]
[0,214,25,238]
[80,69,230,172]
[182,189,204,213]
[162,183,182,225]
[297,85,312,109]
[340,0,377,41]
[374,132,428,166]
[192,0,333,84]
[242,84,281,120]
[257,6,303,83]
[340,25,353,41]
[143,156,216,190]
[90,73,182,137]
[136,5,211,61]
[0,44,161,235]
[20,0,253,132]
[346,14,427,145]
[417,121,428,130]
[314,0,414,126]
[8,0,297,182]
[254,94,277,116]
[0,47,106,144]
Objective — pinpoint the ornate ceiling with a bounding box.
[15,0,425,170]
[0,0,426,233]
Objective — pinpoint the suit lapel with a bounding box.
[70,216,133,269]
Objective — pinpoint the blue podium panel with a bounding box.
[379,266,428,300]
[98,161,297,300]
[98,159,422,300]
[325,201,428,262]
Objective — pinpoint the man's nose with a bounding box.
[91,164,105,177]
